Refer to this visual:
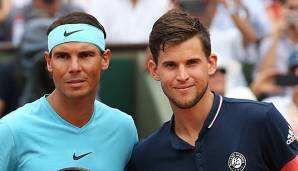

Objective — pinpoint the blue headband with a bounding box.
[48,23,105,52]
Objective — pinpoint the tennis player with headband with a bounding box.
[0,12,138,171]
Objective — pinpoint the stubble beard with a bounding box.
[163,83,209,109]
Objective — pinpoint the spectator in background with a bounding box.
[12,0,31,9]
[259,0,298,75]
[75,0,173,44]
[211,0,269,45]
[19,0,82,21]
[11,0,83,46]
[263,49,298,137]
[208,60,257,100]
[212,0,270,66]
[209,58,284,101]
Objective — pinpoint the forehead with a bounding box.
[158,36,206,62]
[51,42,100,53]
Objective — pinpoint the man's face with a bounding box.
[148,36,217,109]
[285,0,298,31]
[45,42,110,99]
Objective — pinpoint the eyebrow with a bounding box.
[53,51,68,56]
[81,48,103,56]
[186,58,200,62]
[161,60,176,66]
[161,57,201,64]
[79,50,96,55]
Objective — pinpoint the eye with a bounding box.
[186,59,199,66]
[55,53,68,59]
[80,51,95,59]
[163,62,176,69]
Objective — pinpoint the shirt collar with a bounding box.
[169,92,223,150]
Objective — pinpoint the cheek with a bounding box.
[50,64,67,84]
[52,65,66,75]
[51,70,63,86]
[88,65,102,81]
[159,72,175,85]
[158,75,173,92]
[191,68,207,80]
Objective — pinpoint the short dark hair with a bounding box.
[47,12,106,38]
[149,9,211,63]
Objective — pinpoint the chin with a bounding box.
[64,89,94,99]
[170,97,199,109]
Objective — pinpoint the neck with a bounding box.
[47,89,95,128]
[173,91,214,146]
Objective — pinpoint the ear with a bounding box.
[147,59,160,81]
[44,51,52,72]
[145,47,152,72]
[207,53,217,76]
[101,49,111,70]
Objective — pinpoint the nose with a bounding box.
[176,66,189,82]
[69,56,81,73]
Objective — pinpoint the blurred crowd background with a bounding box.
[0,0,297,138]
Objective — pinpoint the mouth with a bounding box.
[173,84,194,91]
[65,79,86,87]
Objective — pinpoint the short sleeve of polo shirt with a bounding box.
[262,104,298,170]
[0,120,17,171]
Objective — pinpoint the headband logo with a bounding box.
[64,29,83,37]
[48,24,105,52]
